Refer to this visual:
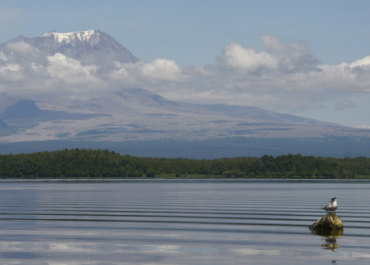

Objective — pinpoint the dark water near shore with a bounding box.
[0,179,369,264]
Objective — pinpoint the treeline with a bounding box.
[0,148,369,178]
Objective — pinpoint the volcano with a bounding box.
[0,29,140,64]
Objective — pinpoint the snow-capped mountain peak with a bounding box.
[43,30,100,45]
[0,29,140,64]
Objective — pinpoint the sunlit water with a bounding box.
[0,179,369,264]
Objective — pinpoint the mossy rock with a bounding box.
[309,212,343,231]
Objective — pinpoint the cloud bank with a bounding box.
[1,35,370,112]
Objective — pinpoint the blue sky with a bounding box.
[2,0,370,66]
[1,0,370,127]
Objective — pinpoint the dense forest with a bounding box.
[0,148,369,179]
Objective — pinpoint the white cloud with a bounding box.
[348,56,370,68]
[217,42,278,74]
[7,41,34,53]
[140,58,189,82]
[110,59,189,84]
[1,36,370,113]
[0,63,23,82]
[260,35,320,73]
[6,41,48,66]
[166,36,370,111]
[0,43,188,100]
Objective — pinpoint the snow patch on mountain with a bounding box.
[43,30,99,46]
[0,29,141,64]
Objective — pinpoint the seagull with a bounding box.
[322,197,337,212]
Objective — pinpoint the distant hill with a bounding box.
[195,104,338,126]
[1,30,370,158]
[0,87,368,144]
[0,99,109,122]
[2,136,370,158]
[2,100,43,119]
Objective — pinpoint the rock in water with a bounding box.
[309,212,343,230]
[310,226,343,238]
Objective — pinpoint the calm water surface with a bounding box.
[0,179,369,264]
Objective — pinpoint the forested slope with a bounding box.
[0,149,369,178]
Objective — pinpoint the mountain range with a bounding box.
[1,30,369,157]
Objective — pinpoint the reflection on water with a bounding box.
[311,228,343,252]
[0,179,369,264]
[322,237,341,252]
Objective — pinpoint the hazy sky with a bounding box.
[1,0,370,127]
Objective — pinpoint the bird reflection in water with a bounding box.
[311,228,343,252]
[321,236,340,252]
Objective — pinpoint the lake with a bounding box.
[0,179,369,264]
